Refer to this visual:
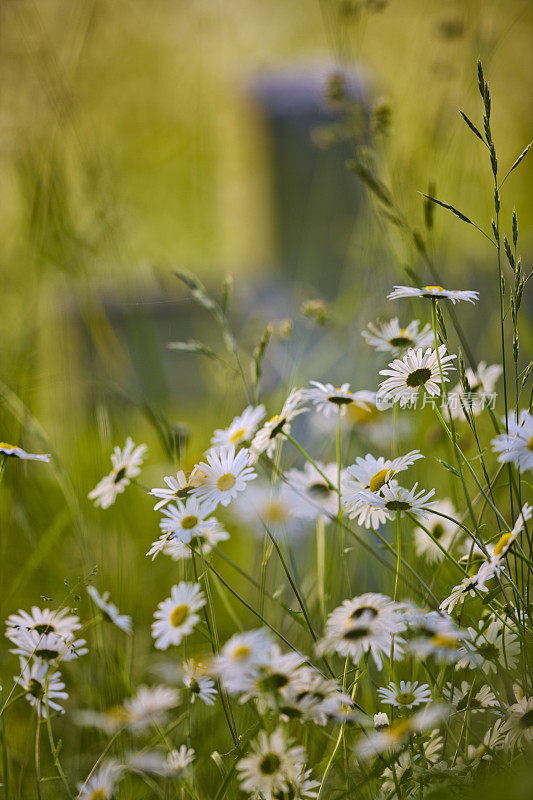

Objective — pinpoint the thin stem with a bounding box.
[317,723,345,799]
[191,550,239,746]
[337,407,351,594]
[1,711,9,800]
[283,433,336,490]
[43,690,73,798]
[34,714,42,800]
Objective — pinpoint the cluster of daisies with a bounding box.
[2,590,200,795]
[3,280,532,799]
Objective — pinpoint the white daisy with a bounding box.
[439,573,488,614]
[123,684,180,732]
[423,729,444,763]
[381,730,444,792]
[238,645,303,703]
[259,660,354,726]
[87,587,132,634]
[251,389,307,458]
[284,672,356,726]
[211,405,266,448]
[9,629,88,663]
[5,606,81,640]
[189,445,256,511]
[305,381,371,417]
[357,705,450,759]
[74,707,131,735]
[88,437,147,509]
[443,681,498,713]
[181,659,217,705]
[159,496,214,542]
[448,362,502,420]
[489,503,532,563]
[147,518,229,561]
[378,680,432,709]
[232,482,296,536]
[471,503,533,587]
[465,718,505,762]
[77,686,181,736]
[77,759,124,800]
[237,727,306,800]
[378,346,456,408]
[381,750,414,796]
[151,583,205,650]
[317,593,407,670]
[357,720,409,759]
[284,461,339,521]
[492,410,533,473]
[406,611,471,663]
[457,617,520,675]
[356,483,436,525]
[387,285,479,304]
[212,629,273,694]
[341,479,400,529]
[165,745,196,775]
[413,499,461,562]
[342,450,423,508]
[362,317,434,354]
[501,696,533,750]
[128,745,195,777]
[0,442,50,462]
[149,470,190,510]
[291,766,320,799]
[14,657,68,717]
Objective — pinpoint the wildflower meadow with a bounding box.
[1,3,532,799]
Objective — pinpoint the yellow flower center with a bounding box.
[528,435,533,452]
[89,790,107,800]
[170,604,190,627]
[268,415,286,438]
[396,691,416,705]
[494,532,513,557]
[390,719,411,740]
[230,427,246,443]
[337,703,353,718]
[217,473,236,491]
[346,403,378,425]
[232,644,251,661]
[369,468,392,493]
[264,502,288,524]
[0,442,18,450]
[430,633,457,649]
[181,515,198,529]
[424,285,444,292]
[107,705,130,724]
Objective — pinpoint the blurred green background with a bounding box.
[0,0,532,795]
[1,0,532,429]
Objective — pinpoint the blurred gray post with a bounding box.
[252,64,369,297]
